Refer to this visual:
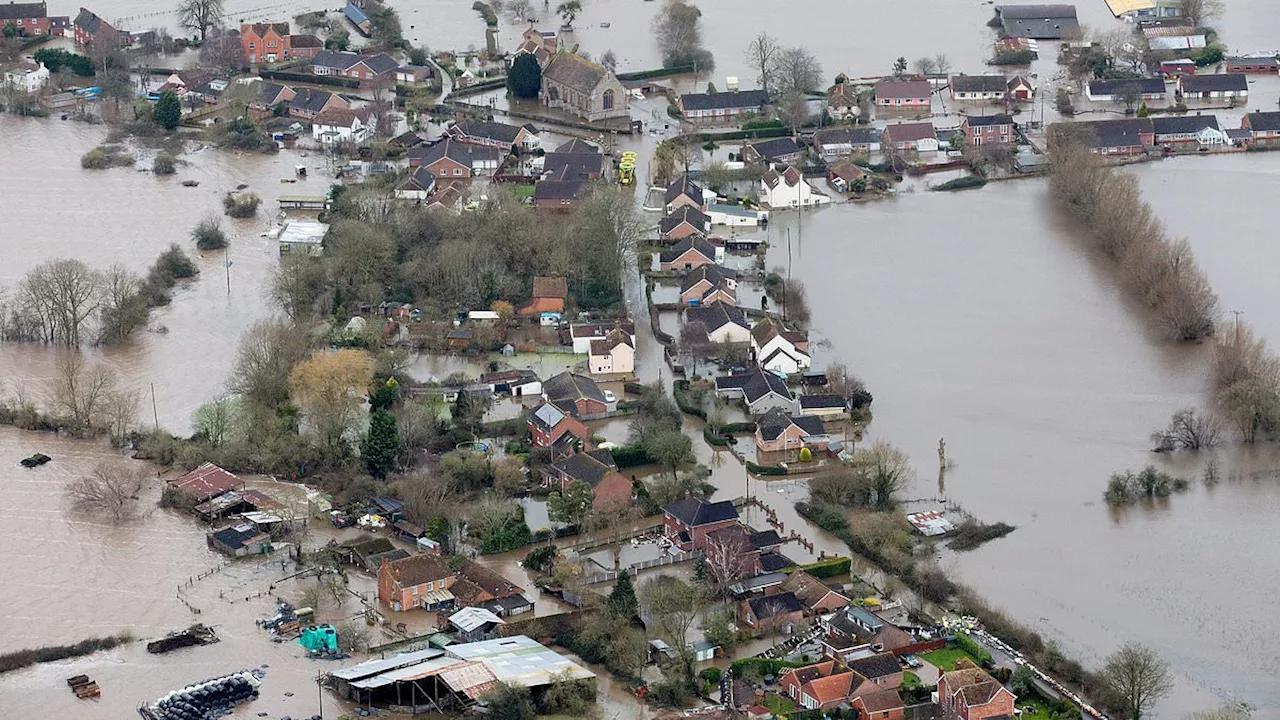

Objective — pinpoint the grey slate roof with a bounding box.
[716,369,794,404]
[660,206,710,234]
[1088,77,1166,96]
[543,372,607,405]
[543,51,609,93]
[747,592,803,618]
[757,408,824,440]
[950,75,1008,93]
[996,4,1079,38]
[680,89,770,111]
[1246,111,1280,132]
[543,152,604,179]
[847,653,903,681]
[662,498,739,526]
[966,114,1014,127]
[666,175,704,206]
[1060,118,1153,148]
[813,127,880,148]
[290,87,336,114]
[0,2,46,20]
[800,394,846,410]
[659,236,717,264]
[453,120,527,145]
[533,178,588,200]
[1181,73,1248,93]
[679,264,735,293]
[747,137,802,161]
[1151,114,1221,135]
[73,7,102,33]
[410,139,501,168]
[686,303,747,334]
[555,138,598,153]
[551,452,615,486]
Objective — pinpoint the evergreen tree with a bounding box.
[155,91,181,131]
[508,53,542,99]
[362,409,400,478]
[607,569,640,620]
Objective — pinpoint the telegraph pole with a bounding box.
[1231,309,1243,343]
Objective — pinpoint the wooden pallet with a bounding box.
[67,675,100,699]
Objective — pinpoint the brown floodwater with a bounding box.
[757,156,1280,714]
[0,117,323,436]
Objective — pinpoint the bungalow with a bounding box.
[1050,118,1153,155]
[289,34,323,61]
[520,275,568,317]
[1224,56,1279,74]
[666,175,706,213]
[311,50,399,81]
[408,139,501,178]
[827,74,858,120]
[743,137,803,166]
[312,108,372,145]
[740,592,805,634]
[708,203,765,228]
[751,317,811,374]
[528,401,591,450]
[799,394,847,418]
[659,206,710,242]
[543,151,604,181]
[852,691,907,720]
[661,497,739,552]
[1151,114,1222,144]
[543,371,610,418]
[1006,74,1035,100]
[447,120,540,152]
[936,659,1017,720]
[685,302,751,344]
[715,369,797,415]
[826,158,866,194]
[881,122,939,152]
[781,570,850,614]
[532,174,589,211]
[289,87,350,119]
[948,75,1006,102]
[812,127,880,161]
[847,653,905,691]
[1242,111,1280,141]
[873,79,931,108]
[540,51,628,121]
[568,319,636,353]
[395,167,436,200]
[588,329,635,375]
[994,4,1079,39]
[680,264,738,306]
[821,605,915,660]
[1085,77,1167,102]
[548,450,632,511]
[961,114,1015,146]
[394,64,433,85]
[480,369,541,397]
[207,523,272,557]
[759,165,829,210]
[755,408,828,461]
[678,89,770,120]
[1179,73,1248,100]
[1160,59,1197,79]
[658,236,722,272]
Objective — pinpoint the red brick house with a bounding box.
[874,79,932,108]
[546,449,632,511]
[312,49,399,81]
[1159,59,1196,79]
[961,114,1015,146]
[542,371,609,419]
[781,570,851,614]
[240,22,290,64]
[936,659,1016,720]
[1242,112,1280,141]
[407,139,501,178]
[288,33,323,61]
[881,122,939,152]
[1225,56,1279,74]
[528,402,591,450]
[658,236,719,272]
[755,409,828,462]
[846,653,905,691]
[379,554,525,614]
[661,497,739,552]
[853,690,907,720]
[780,661,884,710]
[73,7,124,48]
[680,264,737,306]
[0,1,63,36]
[739,592,804,635]
[665,175,706,213]
[659,206,709,243]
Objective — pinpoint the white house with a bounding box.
[707,203,764,227]
[588,329,635,376]
[685,303,751,345]
[569,320,636,354]
[750,318,811,375]
[4,61,49,92]
[312,108,372,145]
[395,167,436,201]
[758,166,830,210]
[714,369,796,416]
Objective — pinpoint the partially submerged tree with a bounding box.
[177,0,225,44]
[1103,642,1172,720]
[287,348,376,455]
[67,462,149,521]
[652,0,713,69]
[744,32,780,97]
[1150,408,1220,452]
[548,479,595,526]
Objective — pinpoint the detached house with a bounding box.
[935,659,1017,720]
[588,329,634,375]
[241,22,291,64]
[780,661,888,711]
[751,317,811,374]
[1179,73,1248,100]
[755,409,828,461]
[661,497,740,552]
[813,127,880,161]
[288,87,350,119]
[568,319,636,353]
[1151,114,1224,144]
[678,89,770,120]
[961,114,1015,146]
[881,122,939,152]
[541,51,628,121]
[781,570,851,614]
[680,264,737,306]
[666,175,706,213]
[408,139,501,178]
[658,236,721,272]
[1,2,64,36]
[547,450,632,511]
[852,690,907,720]
[3,61,48,92]
[740,592,805,634]
[1242,111,1280,142]
[1052,118,1153,155]
[528,402,591,450]
[311,108,372,145]
[73,7,124,48]
[715,369,796,415]
[874,79,931,109]
[948,75,1007,101]
[685,303,751,344]
[1086,77,1167,102]
[379,554,529,615]
[759,166,829,210]
[827,74,859,120]
[447,120,540,152]
[659,206,710,242]
[311,50,399,81]
[744,137,803,166]
[395,167,436,201]
[821,605,915,661]
[847,653,905,691]
[543,372,610,418]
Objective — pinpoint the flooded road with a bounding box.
[0,118,321,436]
[762,157,1280,713]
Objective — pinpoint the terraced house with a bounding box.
[0,1,68,36]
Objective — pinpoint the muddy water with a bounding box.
[0,118,323,436]
[759,164,1280,712]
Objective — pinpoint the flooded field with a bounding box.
[762,156,1280,713]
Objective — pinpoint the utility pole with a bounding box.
[1231,309,1243,342]
[225,245,232,296]
[316,670,324,719]
[150,382,159,431]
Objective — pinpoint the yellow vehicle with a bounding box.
[618,160,636,185]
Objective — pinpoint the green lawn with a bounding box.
[761,693,795,715]
[511,184,535,198]
[921,647,982,671]
[901,671,921,690]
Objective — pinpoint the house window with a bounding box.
[248,41,255,49]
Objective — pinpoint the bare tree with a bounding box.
[679,320,714,377]
[20,258,104,347]
[702,529,752,597]
[1180,0,1223,28]
[640,574,703,678]
[912,56,938,76]
[775,46,823,99]
[48,354,116,430]
[1103,642,1172,720]
[67,462,149,521]
[102,389,141,445]
[336,618,372,652]
[1151,408,1221,451]
[652,0,713,70]
[781,93,811,133]
[744,32,780,97]
[507,0,533,21]
[199,28,243,76]
[1117,83,1142,112]
[599,49,617,71]
[934,53,952,75]
[177,0,225,43]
